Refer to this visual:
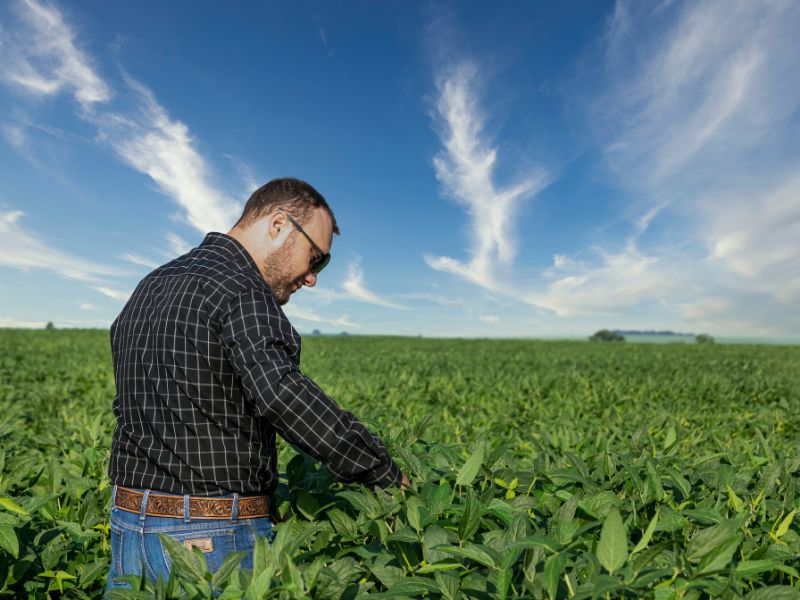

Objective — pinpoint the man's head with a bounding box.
[227,178,339,305]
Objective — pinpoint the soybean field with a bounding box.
[0,329,798,599]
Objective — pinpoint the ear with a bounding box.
[266,211,290,242]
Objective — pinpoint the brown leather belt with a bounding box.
[114,487,271,520]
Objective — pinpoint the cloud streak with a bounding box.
[0,209,129,283]
[425,63,550,289]
[341,260,406,309]
[1,0,241,235]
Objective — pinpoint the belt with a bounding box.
[114,487,271,520]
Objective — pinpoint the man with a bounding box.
[106,178,408,590]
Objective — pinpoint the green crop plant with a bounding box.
[0,330,798,598]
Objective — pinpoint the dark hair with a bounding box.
[235,178,340,234]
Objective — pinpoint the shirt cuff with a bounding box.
[363,457,403,489]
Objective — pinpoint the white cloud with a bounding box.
[341,260,406,309]
[1,0,241,235]
[1,0,111,107]
[0,208,129,283]
[425,63,550,290]
[282,303,359,329]
[528,242,683,317]
[93,286,131,301]
[95,75,241,234]
[0,316,46,328]
[479,315,499,324]
[117,252,160,270]
[79,302,95,310]
[569,0,800,334]
[164,232,193,257]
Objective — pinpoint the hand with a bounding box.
[400,473,410,492]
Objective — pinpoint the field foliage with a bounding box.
[0,330,798,599]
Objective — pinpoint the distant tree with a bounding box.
[696,333,715,345]
[339,331,349,336]
[45,321,55,331]
[312,329,321,336]
[589,329,625,342]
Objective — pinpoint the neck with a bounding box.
[227,226,267,280]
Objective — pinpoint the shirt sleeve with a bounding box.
[220,287,402,489]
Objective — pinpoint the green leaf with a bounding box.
[0,497,29,516]
[686,519,737,562]
[211,550,248,588]
[631,509,659,555]
[158,533,206,581]
[456,447,484,487]
[737,559,792,578]
[0,524,19,558]
[428,482,452,515]
[458,489,482,541]
[387,526,418,543]
[774,509,796,538]
[744,586,800,600]
[696,533,741,574]
[434,542,498,569]
[597,508,628,574]
[435,571,459,600]
[338,490,381,518]
[543,552,566,600]
[423,525,450,564]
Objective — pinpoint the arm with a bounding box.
[220,287,403,489]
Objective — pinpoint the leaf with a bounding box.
[458,489,482,541]
[774,509,796,538]
[338,490,381,518]
[631,509,659,555]
[745,586,800,600]
[686,519,737,562]
[434,543,498,569]
[597,508,628,574]
[0,524,19,558]
[428,482,453,515]
[456,447,484,487]
[736,559,793,578]
[543,552,566,600]
[0,497,29,516]
[211,550,248,588]
[696,533,741,574]
[387,526,418,543]
[486,498,514,525]
[423,525,450,564]
[158,533,206,581]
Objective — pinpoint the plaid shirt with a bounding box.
[108,232,401,496]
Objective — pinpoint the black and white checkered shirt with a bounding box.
[108,232,401,496]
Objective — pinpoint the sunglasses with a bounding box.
[286,214,331,274]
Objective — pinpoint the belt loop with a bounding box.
[230,493,239,522]
[111,484,118,508]
[139,490,150,523]
[183,494,191,523]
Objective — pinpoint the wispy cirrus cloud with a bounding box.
[425,63,550,290]
[93,286,131,301]
[341,260,406,309]
[582,0,800,334]
[0,316,46,328]
[0,209,129,283]
[117,253,159,270]
[0,0,111,107]
[1,0,241,237]
[282,303,359,330]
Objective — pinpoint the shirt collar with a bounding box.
[201,232,261,275]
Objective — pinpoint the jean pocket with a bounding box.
[154,526,239,575]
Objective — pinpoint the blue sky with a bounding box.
[1,0,799,339]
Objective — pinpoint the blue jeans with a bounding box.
[105,486,275,594]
